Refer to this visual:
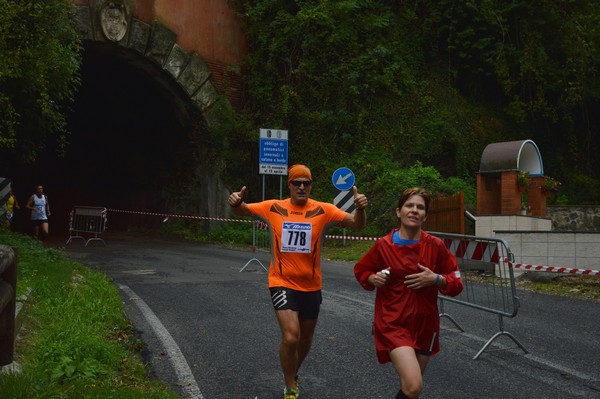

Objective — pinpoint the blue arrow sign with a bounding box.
[332,167,355,191]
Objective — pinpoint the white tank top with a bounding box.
[31,195,48,221]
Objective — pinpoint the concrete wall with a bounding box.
[475,214,600,270]
[495,231,600,269]
[475,215,552,238]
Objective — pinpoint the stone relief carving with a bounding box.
[100,1,128,42]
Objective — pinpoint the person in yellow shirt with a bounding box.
[228,164,368,399]
[4,186,20,230]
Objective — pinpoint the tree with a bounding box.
[428,0,600,201]
[230,0,600,204]
[229,1,494,181]
[0,0,82,163]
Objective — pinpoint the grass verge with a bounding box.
[515,274,600,301]
[0,227,180,399]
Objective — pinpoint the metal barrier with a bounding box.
[240,220,270,272]
[0,245,17,366]
[430,231,528,359]
[66,206,108,246]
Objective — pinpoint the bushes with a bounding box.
[363,161,475,233]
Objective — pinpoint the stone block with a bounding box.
[129,19,150,55]
[178,54,212,96]
[164,44,190,80]
[74,6,93,40]
[192,80,218,111]
[146,22,177,66]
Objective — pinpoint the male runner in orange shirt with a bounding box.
[229,164,368,399]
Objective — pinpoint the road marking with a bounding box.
[524,353,600,382]
[119,284,205,399]
[323,290,373,306]
[122,269,156,275]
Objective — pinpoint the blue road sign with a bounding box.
[332,167,355,191]
[259,128,288,175]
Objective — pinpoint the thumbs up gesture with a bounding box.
[353,186,368,211]
[229,186,247,208]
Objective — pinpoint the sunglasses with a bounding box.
[290,180,312,187]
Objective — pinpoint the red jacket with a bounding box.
[354,230,463,363]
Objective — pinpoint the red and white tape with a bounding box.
[510,262,600,276]
[105,209,600,277]
[107,208,252,223]
[325,235,379,241]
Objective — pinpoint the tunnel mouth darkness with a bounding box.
[5,42,199,235]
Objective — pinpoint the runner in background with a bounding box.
[4,185,20,230]
[354,187,463,399]
[228,164,368,399]
[26,184,51,241]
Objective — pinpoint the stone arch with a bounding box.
[73,2,229,129]
[51,2,235,226]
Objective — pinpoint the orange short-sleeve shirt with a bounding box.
[247,198,348,291]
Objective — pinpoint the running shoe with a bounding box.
[284,387,299,399]
[294,375,300,396]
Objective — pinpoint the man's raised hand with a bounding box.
[353,186,368,210]
[229,186,247,207]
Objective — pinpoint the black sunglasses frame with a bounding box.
[290,180,312,187]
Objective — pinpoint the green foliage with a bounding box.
[0,228,179,398]
[228,0,600,205]
[153,217,254,246]
[201,221,254,245]
[322,239,375,262]
[559,171,600,205]
[517,171,530,189]
[0,0,82,163]
[364,161,475,232]
[430,0,600,185]
[227,1,500,184]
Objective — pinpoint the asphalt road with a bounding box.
[58,232,600,399]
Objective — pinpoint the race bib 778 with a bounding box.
[281,222,312,253]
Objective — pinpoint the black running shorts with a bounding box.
[269,287,322,320]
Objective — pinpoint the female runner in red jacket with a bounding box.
[354,187,463,399]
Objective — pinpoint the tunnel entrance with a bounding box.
[7,42,201,235]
